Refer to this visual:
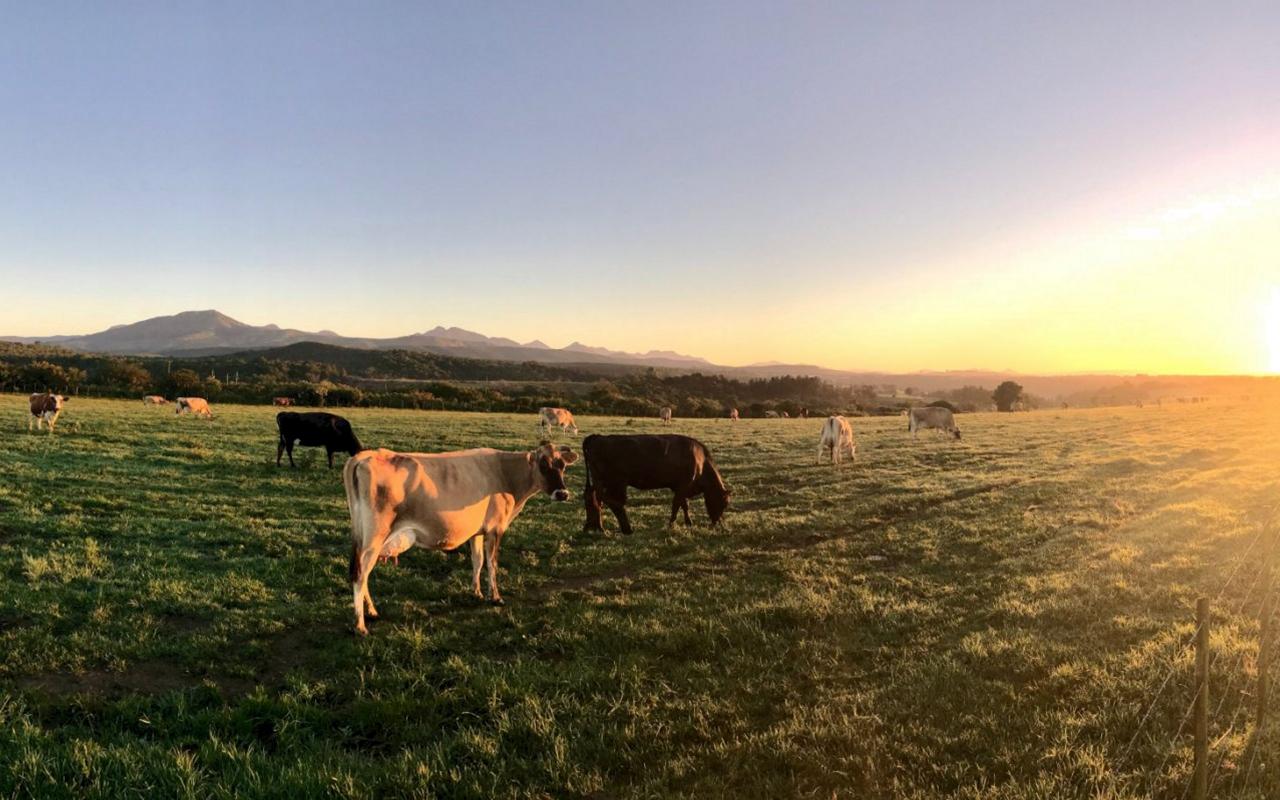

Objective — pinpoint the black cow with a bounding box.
[582,434,730,535]
[276,412,364,468]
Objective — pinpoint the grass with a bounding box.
[1,395,1278,798]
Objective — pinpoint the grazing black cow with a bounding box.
[276,412,364,468]
[582,434,730,535]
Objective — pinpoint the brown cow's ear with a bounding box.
[558,446,579,465]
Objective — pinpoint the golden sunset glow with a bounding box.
[1267,287,1280,374]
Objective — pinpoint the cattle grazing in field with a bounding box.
[818,415,857,464]
[175,397,213,419]
[343,442,579,634]
[538,407,579,435]
[780,411,790,419]
[659,407,672,423]
[764,410,780,418]
[728,408,739,421]
[142,395,169,405]
[582,434,730,535]
[28,393,67,432]
[908,406,961,440]
[277,411,364,468]
[273,397,294,407]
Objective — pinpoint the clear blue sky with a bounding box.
[3,2,1278,372]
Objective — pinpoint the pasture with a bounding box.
[1,396,1277,798]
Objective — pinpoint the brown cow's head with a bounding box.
[529,441,579,501]
[952,427,962,440]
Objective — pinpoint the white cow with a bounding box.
[659,407,672,423]
[728,408,739,421]
[908,406,961,440]
[343,443,579,635]
[818,415,857,464]
[538,407,579,435]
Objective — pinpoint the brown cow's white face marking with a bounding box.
[530,443,579,501]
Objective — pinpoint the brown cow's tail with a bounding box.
[343,453,375,583]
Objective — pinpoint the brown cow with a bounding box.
[582,434,729,535]
[273,397,294,407]
[28,393,67,432]
[344,442,578,634]
[538,407,579,435]
[142,395,169,405]
[175,397,213,419]
[728,408,739,421]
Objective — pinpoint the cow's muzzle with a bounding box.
[552,489,570,502]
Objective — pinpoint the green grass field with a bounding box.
[1,395,1277,798]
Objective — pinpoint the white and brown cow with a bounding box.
[659,407,673,423]
[343,443,579,635]
[272,397,294,407]
[28,393,67,432]
[908,406,961,440]
[728,408,739,421]
[175,397,213,419]
[538,406,579,435]
[142,395,169,405]
[818,415,857,464]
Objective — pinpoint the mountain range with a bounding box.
[6,310,1269,400]
[1,310,717,369]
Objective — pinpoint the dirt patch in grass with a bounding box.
[17,660,201,698]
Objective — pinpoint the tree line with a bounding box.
[0,341,1031,417]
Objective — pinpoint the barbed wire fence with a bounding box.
[1120,507,1278,798]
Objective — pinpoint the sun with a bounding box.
[1268,287,1280,373]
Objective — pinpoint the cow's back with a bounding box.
[584,434,705,490]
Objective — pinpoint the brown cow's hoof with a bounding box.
[491,597,505,606]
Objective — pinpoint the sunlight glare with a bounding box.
[1268,288,1280,373]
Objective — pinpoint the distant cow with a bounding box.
[28,393,66,432]
[277,411,364,468]
[908,406,961,440]
[659,407,672,423]
[142,395,169,405]
[818,415,857,464]
[728,408,739,421]
[344,442,579,634]
[273,397,294,407]
[582,434,730,535]
[538,407,579,435]
[175,397,213,419]
[764,410,780,419]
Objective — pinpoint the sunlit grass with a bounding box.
[0,395,1277,798]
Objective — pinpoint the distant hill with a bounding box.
[2,309,714,369]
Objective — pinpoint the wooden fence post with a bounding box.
[1259,552,1275,730]
[1195,597,1210,800]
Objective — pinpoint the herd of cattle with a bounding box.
[23,392,964,635]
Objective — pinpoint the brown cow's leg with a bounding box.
[276,438,285,466]
[326,447,335,469]
[607,500,633,535]
[470,535,485,598]
[583,483,605,532]
[484,532,503,604]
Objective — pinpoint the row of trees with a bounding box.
[0,343,1033,417]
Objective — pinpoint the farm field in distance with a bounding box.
[1,395,1277,798]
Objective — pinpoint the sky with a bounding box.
[2,1,1278,374]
